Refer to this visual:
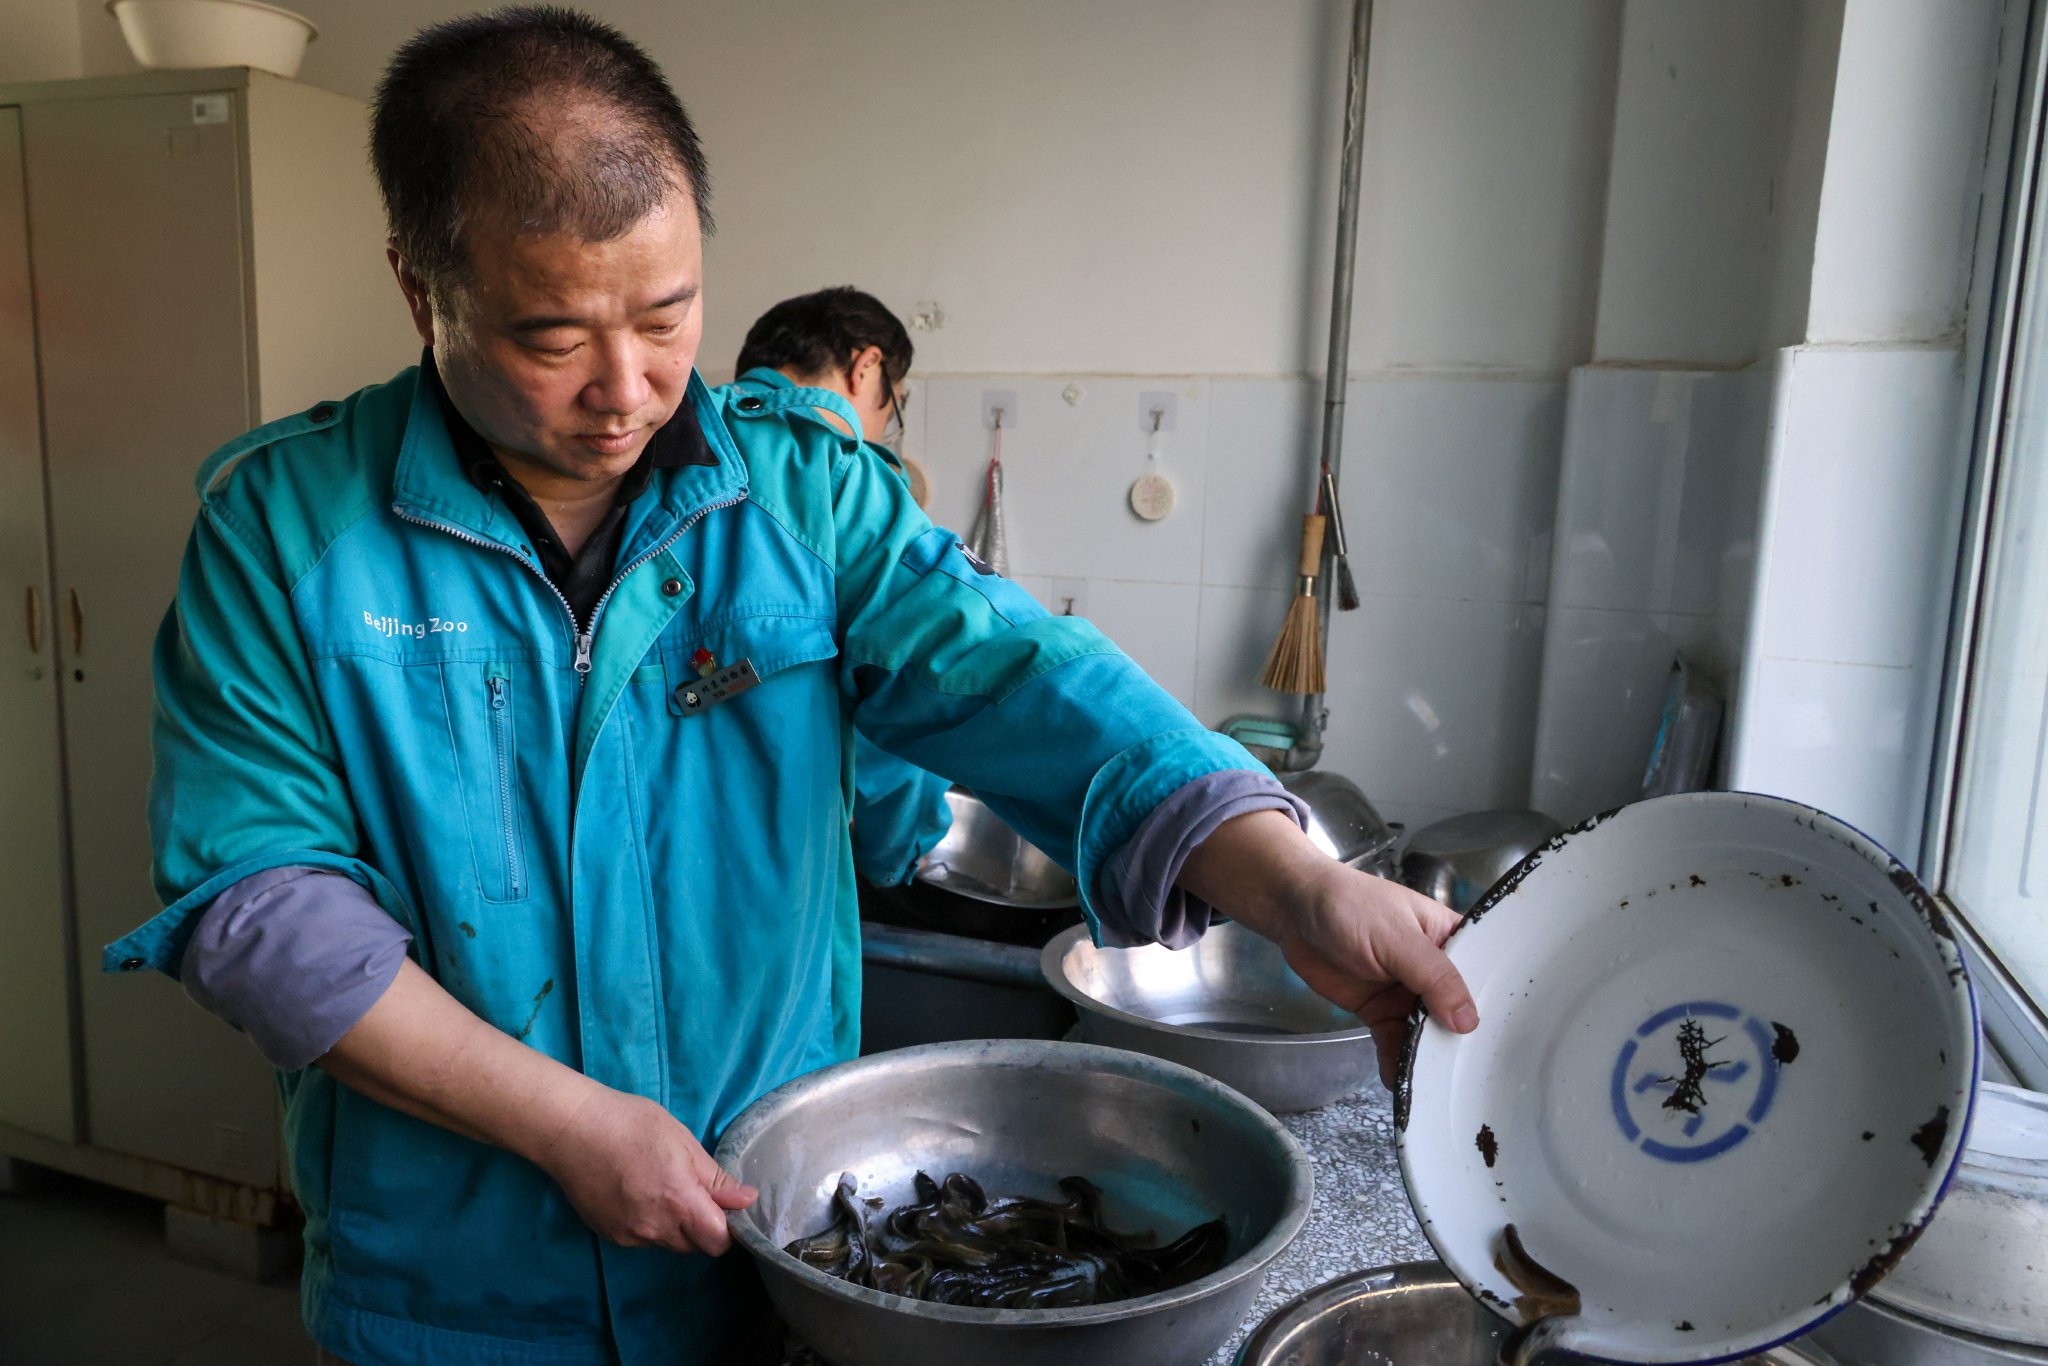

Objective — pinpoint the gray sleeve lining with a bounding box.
[1091,769,1310,949]
[178,865,413,1070]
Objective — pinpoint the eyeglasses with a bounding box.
[882,378,910,446]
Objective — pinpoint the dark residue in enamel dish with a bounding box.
[1910,1106,1951,1168]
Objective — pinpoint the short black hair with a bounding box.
[735,287,915,393]
[370,6,711,293]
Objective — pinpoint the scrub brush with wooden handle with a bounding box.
[1261,514,1327,694]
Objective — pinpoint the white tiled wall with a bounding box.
[1529,364,1773,823]
[1526,345,1971,858]
[1727,344,1968,863]
[904,373,1565,825]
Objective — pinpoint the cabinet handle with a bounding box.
[67,587,83,656]
[23,585,41,655]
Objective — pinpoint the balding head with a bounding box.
[371,6,711,300]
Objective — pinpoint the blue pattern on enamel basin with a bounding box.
[1610,1000,1784,1163]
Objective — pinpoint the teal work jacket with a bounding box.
[104,364,1261,1365]
[731,366,954,887]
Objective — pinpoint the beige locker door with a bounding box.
[24,91,277,1186]
[0,106,78,1145]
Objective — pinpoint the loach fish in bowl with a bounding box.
[714,1039,1312,1366]
[782,1168,1228,1309]
[1397,791,1977,1364]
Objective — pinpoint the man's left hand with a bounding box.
[1176,808,1478,1084]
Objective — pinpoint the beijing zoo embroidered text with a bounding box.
[363,610,470,640]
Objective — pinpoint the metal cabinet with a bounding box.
[0,68,413,1213]
[0,105,75,1149]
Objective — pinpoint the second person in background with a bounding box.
[731,287,952,887]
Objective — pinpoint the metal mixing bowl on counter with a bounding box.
[917,788,1079,910]
[1040,920,1378,1113]
[1235,1262,1843,1365]
[715,1039,1312,1366]
[1281,769,1401,879]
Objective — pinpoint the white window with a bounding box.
[1933,15,2048,1088]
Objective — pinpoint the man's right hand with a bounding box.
[534,1087,758,1255]
[317,959,758,1257]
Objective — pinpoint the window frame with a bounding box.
[1923,0,2048,1091]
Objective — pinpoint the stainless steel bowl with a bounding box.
[1399,808,1563,914]
[1809,1293,2048,1366]
[1236,1262,1842,1366]
[916,789,1079,909]
[1040,921,1377,1113]
[1870,1081,2048,1346]
[1281,769,1401,878]
[715,1039,1312,1366]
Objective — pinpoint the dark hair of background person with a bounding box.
[370,5,712,295]
[735,287,916,396]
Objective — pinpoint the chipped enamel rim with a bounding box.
[1392,791,1981,1365]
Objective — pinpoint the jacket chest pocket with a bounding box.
[443,661,531,903]
[661,613,838,719]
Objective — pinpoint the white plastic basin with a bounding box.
[107,0,317,80]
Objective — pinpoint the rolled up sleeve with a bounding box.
[1092,770,1309,949]
[180,866,412,1069]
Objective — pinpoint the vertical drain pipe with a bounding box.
[1293,0,1374,771]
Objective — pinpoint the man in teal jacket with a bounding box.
[107,11,1475,1365]
[731,286,954,888]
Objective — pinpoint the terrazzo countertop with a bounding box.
[777,1080,1435,1365]
[1207,1080,1435,1364]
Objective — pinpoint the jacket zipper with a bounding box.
[486,672,524,899]
[394,492,747,684]
[393,508,587,670]
[580,493,748,649]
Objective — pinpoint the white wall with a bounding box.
[0,0,81,82]
[1720,0,2009,864]
[1530,0,1842,823]
[29,0,2002,837]
[1806,0,2006,343]
[1529,365,1770,821]
[68,0,127,75]
[902,372,1563,831]
[44,0,1600,822]
[1530,0,2009,854]
[55,0,1621,382]
[1591,0,1841,367]
[1728,346,1967,861]
[1344,1,1619,376]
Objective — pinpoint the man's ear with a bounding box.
[846,345,886,404]
[388,239,436,348]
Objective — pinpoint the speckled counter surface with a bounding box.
[777,1080,1435,1365]
[1206,1080,1435,1364]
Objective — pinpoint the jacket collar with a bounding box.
[392,363,747,553]
[738,365,795,390]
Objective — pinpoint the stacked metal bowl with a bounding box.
[1041,920,1381,1114]
[1809,1081,2048,1364]
[1234,1262,1844,1365]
